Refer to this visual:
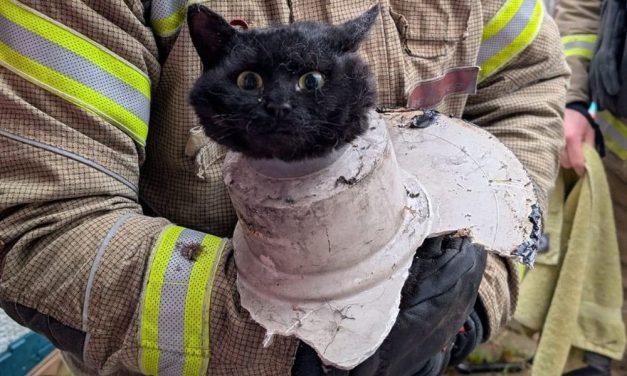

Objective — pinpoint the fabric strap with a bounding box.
[139,225,225,376]
[478,0,545,82]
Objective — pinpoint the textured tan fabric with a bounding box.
[465,6,569,214]
[207,245,300,375]
[0,0,568,374]
[554,0,601,104]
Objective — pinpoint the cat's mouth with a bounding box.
[248,130,300,143]
[243,131,312,157]
[247,121,298,136]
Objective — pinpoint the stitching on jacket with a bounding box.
[0,128,139,194]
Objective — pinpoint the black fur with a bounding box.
[188,5,378,161]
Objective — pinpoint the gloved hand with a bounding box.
[292,235,488,376]
[589,0,626,116]
[448,307,487,367]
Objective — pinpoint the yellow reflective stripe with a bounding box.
[140,225,185,375]
[561,34,597,44]
[182,235,225,376]
[1,0,150,99]
[482,0,525,42]
[0,42,149,145]
[605,136,627,159]
[152,6,186,37]
[139,226,224,375]
[562,34,597,59]
[598,111,627,159]
[479,0,544,82]
[599,111,627,140]
[564,48,594,59]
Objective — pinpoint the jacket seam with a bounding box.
[0,128,139,195]
[82,212,133,367]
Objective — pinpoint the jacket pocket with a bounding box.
[388,0,471,59]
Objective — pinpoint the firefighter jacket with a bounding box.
[0,0,568,375]
[555,0,627,160]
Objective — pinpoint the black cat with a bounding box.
[188,5,378,161]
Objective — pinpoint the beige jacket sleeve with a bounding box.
[0,0,164,371]
[0,1,266,375]
[554,0,602,104]
[0,0,304,373]
[463,0,571,336]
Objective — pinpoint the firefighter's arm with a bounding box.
[462,0,570,337]
[0,1,229,374]
[554,0,601,104]
[553,0,602,175]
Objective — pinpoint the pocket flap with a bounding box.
[389,1,470,41]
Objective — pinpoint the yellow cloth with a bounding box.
[515,145,625,375]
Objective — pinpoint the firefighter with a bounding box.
[0,0,568,375]
[555,0,627,373]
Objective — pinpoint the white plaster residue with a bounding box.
[224,110,537,369]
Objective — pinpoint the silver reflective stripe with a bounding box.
[151,0,187,21]
[478,0,538,66]
[597,115,627,150]
[82,212,132,367]
[158,228,205,375]
[0,16,150,125]
[0,128,138,193]
[563,40,595,52]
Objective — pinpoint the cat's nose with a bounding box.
[265,102,292,118]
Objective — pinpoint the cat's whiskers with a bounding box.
[244,119,253,134]
[317,120,344,129]
[209,127,235,142]
[211,113,247,125]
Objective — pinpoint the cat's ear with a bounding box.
[334,5,380,52]
[187,5,236,70]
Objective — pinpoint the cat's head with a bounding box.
[188,5,379,161]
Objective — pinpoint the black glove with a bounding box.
[589,0,627,116]
[448,306,487,367]
[292,235,487,376]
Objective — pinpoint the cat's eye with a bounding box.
[297,71,325,91]
[237,71,263,91]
